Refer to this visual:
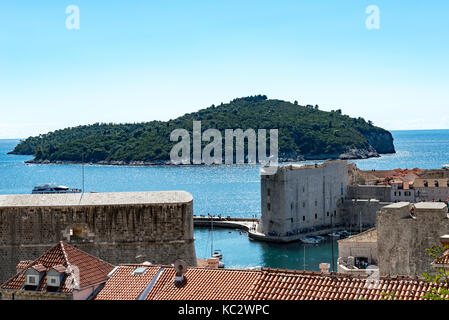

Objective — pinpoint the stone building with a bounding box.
[338,199,388,230]
[414,178,449,203]
[390,180,415,203]
[259,160,348,237]
[377,202,449,276]
[0,242,114,300]
[347,185,392,202]
[337,228,378,276]
[0,191,197,284]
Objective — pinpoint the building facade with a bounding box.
[259,160,348,237]
[377,202,449,276]
[337,228,378,276]
[0,191,197,284]
[414,178,449,203]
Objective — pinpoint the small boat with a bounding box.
[212,250,225,268]
[32,184,82,194]
[338,230,350,238]
[328,232,341,238]
[300,237,320,244]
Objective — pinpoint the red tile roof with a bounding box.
[433,249,449,266]
[249,268,446,300]
[145,267,260,300]
[95,264,449,300]
[1,242,114,293]
[16,260,33,270]
[95,265,161,300]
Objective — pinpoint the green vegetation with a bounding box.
[422,245,449,300]
[10,95,395,164]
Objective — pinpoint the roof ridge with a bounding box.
[60,241,71,267]
[0,242,63,288]
[62,242,115,269]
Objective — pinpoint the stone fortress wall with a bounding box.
[377,202,449,276]
[0,191,197,284]
[259,160,348,237]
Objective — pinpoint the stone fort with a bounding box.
[0,191,197,284]
[259,160,349,236]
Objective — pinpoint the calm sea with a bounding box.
[1,129,448,270]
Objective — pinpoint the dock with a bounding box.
[193,215,373,243]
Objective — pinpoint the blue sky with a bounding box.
[1,1,448,138]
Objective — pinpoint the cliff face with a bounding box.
[364,130,395,154]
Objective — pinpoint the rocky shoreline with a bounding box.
[22,147,385,166]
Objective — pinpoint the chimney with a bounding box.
[319,263,330,273]
[174,259,188,283]
[440,235,449,248]
[206,258,219,269]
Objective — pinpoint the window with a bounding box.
[303,216,305,221]
[327,212,329,217]
[26,275,38,286]
[291,202,293,210]
[267,188,271,196]
[132,267,148,276]
[315,213,317,220]
[315,200,318,207]
[47,276,60,287]
[267,203,271,211]
[302,202,306,208]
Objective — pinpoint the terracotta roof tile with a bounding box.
[95,265,161,300]
[93,264,449,300]
[1,242,114,293]
[16,260,33,270]
[433,249,449,265]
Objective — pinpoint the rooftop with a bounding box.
[414,202,447,210]
[433,250,449,266]
[282,160,347,171]
[0,191,193,208]
[1,242,115,293]
[94,264,448,300]
[338,228,377,244]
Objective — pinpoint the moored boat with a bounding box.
[32,183,82,194]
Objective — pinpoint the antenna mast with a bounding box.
[210,214,213,257]
[82,153,85,194]
[331,213,335,272]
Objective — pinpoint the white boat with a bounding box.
[32,183,82,194]
[338,230,350,238]
[328,232,341,238]
[300,237,320,244]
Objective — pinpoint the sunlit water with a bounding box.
[1,130,448,270]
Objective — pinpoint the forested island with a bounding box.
[10,95,395,165]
